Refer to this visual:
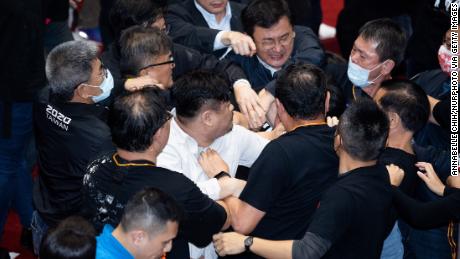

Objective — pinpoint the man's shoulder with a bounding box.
[168,0,197,16]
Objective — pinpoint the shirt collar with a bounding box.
[194,0,232,28]
[256,56,280,76]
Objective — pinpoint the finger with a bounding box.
[417,171,429,183]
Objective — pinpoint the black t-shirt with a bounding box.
[82,152,227,259]
[379,147,419,197]
[240,125,338,241]
[33,100,114,226]
[296,164,393,259]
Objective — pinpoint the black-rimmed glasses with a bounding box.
[138,56,175,72]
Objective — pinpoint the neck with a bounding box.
[338,151,377,175]
[112,226,136,257]
[215,11,226,23]
[175,117,214,147]
[387,130,414,154]
[285,116,325,132]
[362,83,380,98]
[116,148,157,164]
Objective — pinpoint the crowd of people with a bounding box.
[0,0,458,258]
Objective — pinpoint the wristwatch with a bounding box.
[214,171,231,179]
[244,236,254,252]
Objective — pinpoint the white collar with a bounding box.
[194,0,232,27]
[256,56,280,76]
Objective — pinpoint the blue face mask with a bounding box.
[347,58,385,88]
[91,69,114,103]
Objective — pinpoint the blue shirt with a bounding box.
[96,225,134,259]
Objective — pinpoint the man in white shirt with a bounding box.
[157,70,268,258]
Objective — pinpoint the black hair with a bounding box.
[39,216,96,259]
[119,25,172,76]
[275,63,326,119]
[358,18,407,65]
[241,0,292,37]
[109,87,171,152]
[338,99,389,161]
[110,0,168,40]
[172,70,231,119]
[120,187,182,235]
[378,79,430,133]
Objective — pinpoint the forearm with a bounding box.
[218,177,246,199]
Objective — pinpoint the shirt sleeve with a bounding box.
[392,187,460,228]
[239,141,288,212]
[292,232,332,259]
[214,30,228,50]
[234,126,269,168]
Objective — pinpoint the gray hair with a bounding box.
[46,41,99,102]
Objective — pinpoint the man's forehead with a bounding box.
[354,36,379,57]
[253,16,292,39]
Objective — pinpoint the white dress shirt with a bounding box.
[194,0,232,50]
[157,117,268,259]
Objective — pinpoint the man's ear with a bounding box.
[387,111,400,130]
[130,230,146,246]
[325,90,331,114]
[200,109,214,127]
[381,60,395,76]
[75,84,99,99]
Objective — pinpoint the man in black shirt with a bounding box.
[213,98,393,259]
[82,88,230,258]
[373,79,430,257]
[32,41,114,254]
[215,64,338,258]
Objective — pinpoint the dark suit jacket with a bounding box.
[166,0,245,56]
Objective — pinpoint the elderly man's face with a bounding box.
[349,36,386,84]
[87,59,106,86]
[252,16,295,70]
[196,0,228,15]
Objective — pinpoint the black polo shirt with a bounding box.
[294,164,393,259]
[240,124,338,241]
[81,152,227,259]
[33,100,114,226]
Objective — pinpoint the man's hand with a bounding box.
[326,116,339,127]
[416,162,445,196]
[213,232,247,256]
[221,31,256,56]
[234,82,265,130]
[198,149,229,178]
[124,76,164,91]
[386,164,404,187]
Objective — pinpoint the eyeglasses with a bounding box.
[258,32,295,50]
[138,56,175,72]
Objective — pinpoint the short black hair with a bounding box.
[338,99,389,161]
[110,0,167,40]
[120,187,182,235]
[39,216,96,259]
[119,25,172,76]
[358,18,407,65]
[109,87,171,152]
[378,79,430,133]
[275,63,326,119]
[172,70,231,119]
[241,0,292,37]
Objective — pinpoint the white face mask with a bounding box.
[90,69,114,103]
[347,57,385,88]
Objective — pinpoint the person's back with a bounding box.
[245,124,337,240]
[33,41,114,229]
[313,164,392,258]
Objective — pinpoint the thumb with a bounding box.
[417,171,429,183]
